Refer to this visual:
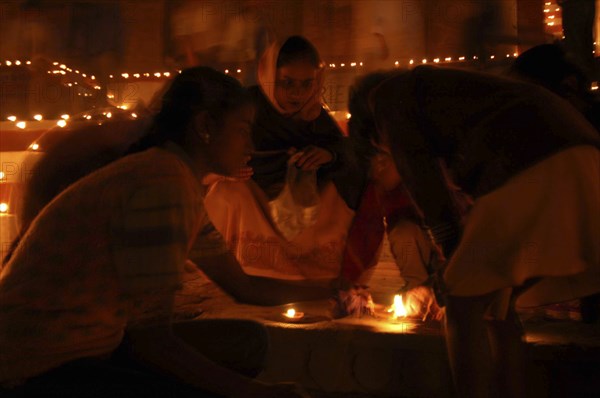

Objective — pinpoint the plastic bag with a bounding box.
[269,152,320,240]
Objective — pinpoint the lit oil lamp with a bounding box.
[282,307,304,322]
[387,294,408,321]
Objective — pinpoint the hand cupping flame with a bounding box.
[401,286,445,321]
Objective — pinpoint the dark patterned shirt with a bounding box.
[0,142,227,386]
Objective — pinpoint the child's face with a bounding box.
[208,104,255,176]
[274,61,318,114]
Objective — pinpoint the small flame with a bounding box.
[388,294,407,319]
[285,308,296,318]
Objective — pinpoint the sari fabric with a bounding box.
[204,37,357,281]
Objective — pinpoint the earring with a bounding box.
[200,132,211,144]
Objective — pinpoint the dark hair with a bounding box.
[276,36,321,69]
[130,66,252,152]
[2,68,250,266]
[510,43,589,96]
[348,70,400,160]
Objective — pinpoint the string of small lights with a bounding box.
[1,37,598,128]
[544,1,563,39]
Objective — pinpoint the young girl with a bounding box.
[0,67,321,398]
[204,36,358,283]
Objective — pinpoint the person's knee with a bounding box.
[222,320,269,378]
[233,319,269,353]
[172,319,269,377]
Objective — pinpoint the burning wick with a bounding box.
[282,308,304,321]
[388,294,407,320]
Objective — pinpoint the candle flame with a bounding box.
[388,294,407,319]
[285,308,296,318]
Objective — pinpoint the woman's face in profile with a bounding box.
[274,60,318,114]
[208,104,255,176]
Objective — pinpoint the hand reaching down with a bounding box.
[403,286,444,321]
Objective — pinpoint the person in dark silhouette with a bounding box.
[510,43,600,132]
[0,67,322,398]
[510,43,600,323]
[558,0,597,81]
[369,65,600,398]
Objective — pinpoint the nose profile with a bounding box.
[289,84,302,97]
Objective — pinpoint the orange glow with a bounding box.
[388,294,407,319]
[282,307,304,321]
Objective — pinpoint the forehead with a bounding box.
[276,61,317,80]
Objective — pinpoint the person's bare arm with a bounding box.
[112,183,312,396]
[192,251,333,306]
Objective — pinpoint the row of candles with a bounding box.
[282,294,408,322]
[2,42,597,95]
[2,107,139,129]
[0,53,522,74]
[1,41,597,128]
